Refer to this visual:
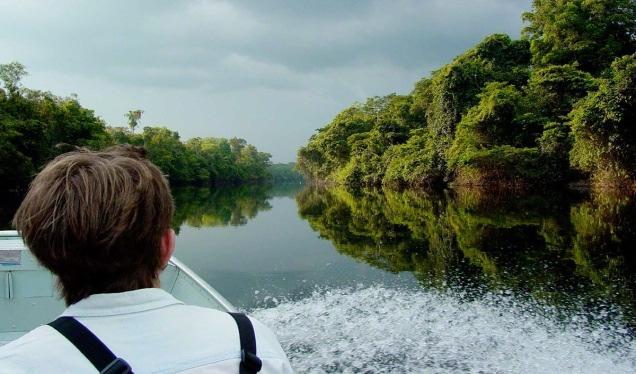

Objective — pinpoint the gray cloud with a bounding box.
[0,0,530,161]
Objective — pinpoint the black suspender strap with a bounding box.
[228,313,263,374]
[48,317,133,374]
[48,313,259,374]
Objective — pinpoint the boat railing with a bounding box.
[0,230,234,312]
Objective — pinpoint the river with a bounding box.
[2,184,636,373]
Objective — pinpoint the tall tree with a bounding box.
[125,109,144,133]
[523,0,636,74]
[0,61,27,95]
[570,53,636,185]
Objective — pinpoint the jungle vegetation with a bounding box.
[297,0,636,189]
[0,62,272,191]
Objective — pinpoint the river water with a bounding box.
[2,184,636,373]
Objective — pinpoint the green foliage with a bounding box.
[452,146,545,187]
[0,64,109,190]
[526,65,596,118]
[0,61,27,95]
[518,65,596,181]
[570,54,636,185]
[109,127,272,185]
[298,94,421,187]
[0,62,272,190]
[383,129,439,188]
[297,104,373,181]
[523,0,636,74]
[143,127,192,183]
[423,35,531,181]
[448,82,523,157]
[125,109,143,133]
[298,4,635,189]
[0,123,33,190]
[447,83,551,186]
[298,34,534,188]
[267,163,304,182]
[538,121,572,181]
[409,78,433,123]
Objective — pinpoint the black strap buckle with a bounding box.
[229,312,262,373]
[101,357,133,374]
[241,349,263,373]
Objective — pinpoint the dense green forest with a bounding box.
[297,0,636,189]
[0,62,275,191]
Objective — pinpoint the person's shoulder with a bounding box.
[0,325,57,355]
[0,325,91,373]
[173,305,288,360]
[167,306,294,373]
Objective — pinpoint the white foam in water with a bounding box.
[252,286,636,373]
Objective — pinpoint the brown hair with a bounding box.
[13,145,174,305]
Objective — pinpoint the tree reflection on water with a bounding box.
[296,186,636,326]
[171,183,302,232]
[172,185,273,231]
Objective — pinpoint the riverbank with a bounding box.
[296,1,636,194]
[302,176,636,196]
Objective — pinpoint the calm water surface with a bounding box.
[2,184,636,372]
[172,185,417,309]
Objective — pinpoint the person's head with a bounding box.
[13,145,175,305]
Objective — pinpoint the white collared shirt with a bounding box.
[0,288,294,373]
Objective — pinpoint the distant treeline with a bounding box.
[267,162,304,183]
[297,0,636,190]
[108,127,271,185]
[0,63,298,191]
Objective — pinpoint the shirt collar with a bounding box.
[61,288,184,317]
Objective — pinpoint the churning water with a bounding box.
[254,285,636,374]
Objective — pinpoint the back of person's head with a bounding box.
[13,145,174,305]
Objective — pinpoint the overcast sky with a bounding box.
[0,0,530,162]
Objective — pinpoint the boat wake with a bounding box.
[252,285,636,373]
